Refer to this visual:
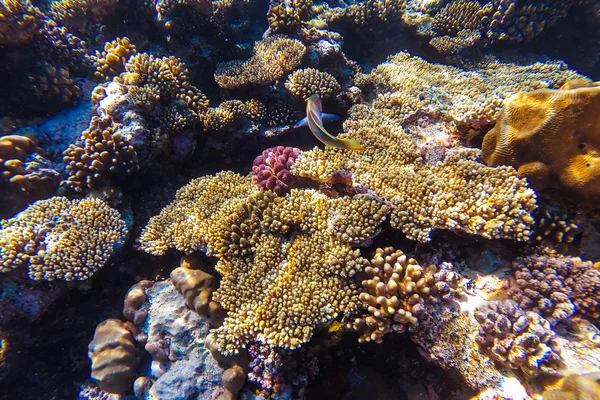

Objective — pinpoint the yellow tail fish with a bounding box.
[294,94,365,151]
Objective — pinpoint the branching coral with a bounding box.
[28,62,81,108]
[482,79,600,199]
[323,0,405,28]
[0,196,127,281]
[214,35,306,89]
[94,37,137,80]
[432,0,482,36]
[0,0,44,46]
[140,172,391,354]
[154,0,213,29]
[350,247,461,343]
[474,301,562,377]
[63,116,139,193]
[35,20,91,73]
[252,146,300,196]
[508,255,600,323]
[267,0,313,34]
[285,68,341,101]
[49,0,118,33]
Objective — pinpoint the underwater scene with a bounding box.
[1,0,600,399]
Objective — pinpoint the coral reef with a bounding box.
[482,79,600,199]
[285,68,341,101]
[0,0,44,46]
[251,146,300,196]
[214,35,306,89]
[350,247,461,343]
[541,372,600,400]
[0,197,127,281]
[267,0,313,34]
[474,300,562,377]
[94,37,137,80]
[323,0,405,29]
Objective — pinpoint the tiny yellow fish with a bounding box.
[295,94,365,151]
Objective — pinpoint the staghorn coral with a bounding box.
[63,116,139,193]
[0,196,127,280]
[214,35,306,89]
[508,255,600,323]
[267,0,313,34]
[285,68,341,101]
[88,319,138,394]
[350,247,461,343]
[0,0,44,46]
[291,101,537,242]
[94,37,137,80]
[481,79,600,199]
[140,172,391,354]
[474,300,562,377]
[251,146,300,196]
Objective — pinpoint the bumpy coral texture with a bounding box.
[482,79,600,199]
[350,247,461,343]
[291,90,537,242]
[140,172,391,354]
[154,0,213,29]
[267,0,313,34]
[252,146,300,196]
[285,68,341,101]
[94,37,137,80]
[28,62,81,107]
[323,0,405,28]
[214,35,306,89]
[474,301,562,377]
[49,0,118,30]
[0,0,44,46]
[63,116,139,193]
[0,197,127,281]
[35,20,91,73]
[508,255,600,323]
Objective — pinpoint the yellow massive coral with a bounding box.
[0,196,127,281]
[481,79,600,199]
[140,172,391,354]
[214,35,306,89]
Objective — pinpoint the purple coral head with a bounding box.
[252,146,300,196]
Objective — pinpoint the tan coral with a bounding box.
[285,68,341,101]
[432,0,482,35]
[481,79,600,199]
[49,0,118,30]
[88,318,138,394]
[214,35,306,89]
[0,0,44,46]
[323,0,405,27]
[29,62,81,106]
[95,37,137,80]
[267,0,313,34]
[155,0,213,29]
[0,196,128,280]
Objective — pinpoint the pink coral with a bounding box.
[251,146,300,196]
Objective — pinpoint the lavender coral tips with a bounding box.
[252,146,300,196]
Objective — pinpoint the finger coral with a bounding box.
[140,172,391,354]
[251,146,300,196]
[0,0,44,46]
[63,116,139,193]
[481,79,600,199]
[0,196,127,281]
[214,35,306,89]
[94,37,137,80]
[474,301,562,377]
[508,255,600,323]
[285,68,341,101]
[350,247,461,343]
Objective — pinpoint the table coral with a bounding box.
[481,79,600,199]
[252,146,300,196]
[350,247,461,343]
[285,68,341,101]
[474,300,562,377]
[0,0,44,46]
[508,255,600,323]
[140,172,391,355]
[0,196,128,281]
[214,35,306,89]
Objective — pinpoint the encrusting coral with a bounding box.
[0,0,44,46]
[285,68,341,101]
[0,196,127,281]
[481,79,600,199]
[140,172,391,354]
[350,247,461,343]
[508,255,600,323]
[252,146,300,196]
[214,35,306,89]
[474,300,563,377]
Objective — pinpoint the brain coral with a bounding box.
[0,196,127,281]
[481,79,600,199]
[214,35,306,89]
[140,172,391,354]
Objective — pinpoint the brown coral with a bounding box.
[474,300,562,377]
[214,35,306,89]
[267,0,313,34]
[0,0,44,46]
[28,62,81,107]
[95,37,137,80]
[350,247,461,343]
[88,319,138,394]
[323,0,405,28]
[155,0,213,29]
[49,0,118,32]
[432,0,483,36]
[481,79,600,199]
[0,196,127,280]
[285,68,341,101]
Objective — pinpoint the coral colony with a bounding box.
[1,0,600,399]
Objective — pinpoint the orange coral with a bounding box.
[482,79,600,199]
